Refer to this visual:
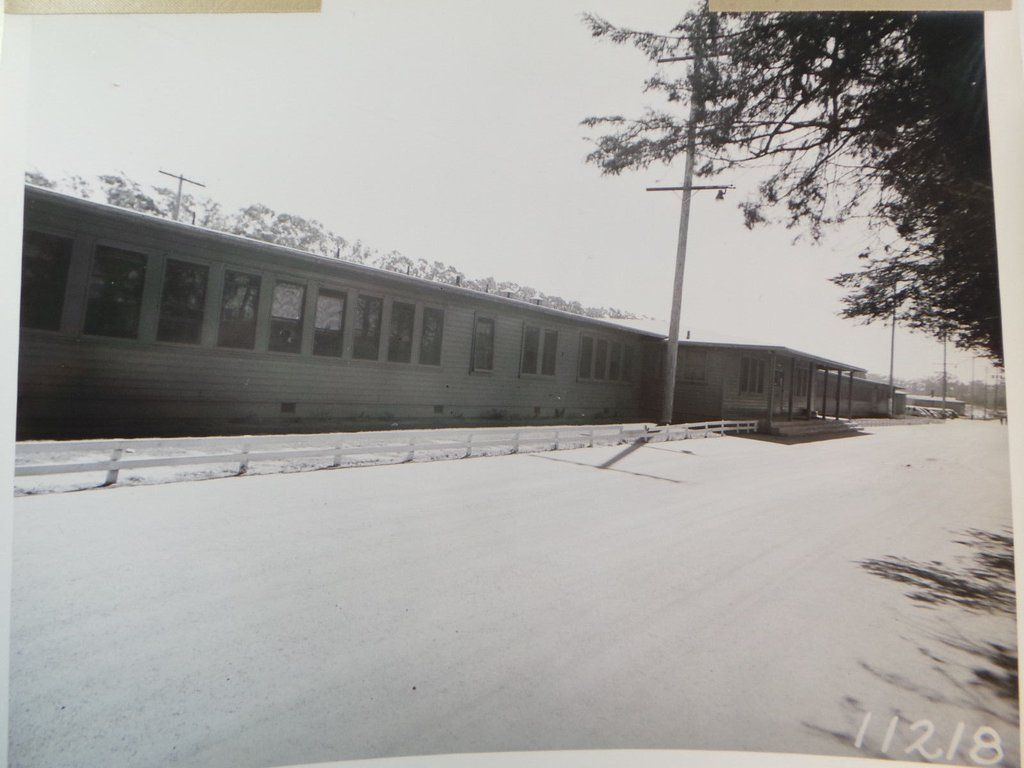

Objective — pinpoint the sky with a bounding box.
[22,0,1002,385]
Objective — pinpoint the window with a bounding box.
[541,330,557,376]
[388,301,415,363]
[472,317,495,371]
[157,259,208,344]
[21,230,72,331]
[794,367,810,398]
[313,288,345,357]
[83,245,147,338]
[623,345,636,382]
[578,335,594,379]
[739,355,766,394]
[521,326,540,374]
[609,341,622,380]
[353,294,383,360]
[268,281,305,353]
[419,307,444,366]
[218,270,261,349]
[682,348,708,383]
[594,339,608,380]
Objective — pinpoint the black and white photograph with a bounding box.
[3,1,1022,767]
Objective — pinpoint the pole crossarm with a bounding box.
[646,184,734,192]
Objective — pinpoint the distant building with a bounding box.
[17,185,899,439]
[906,394,967,416]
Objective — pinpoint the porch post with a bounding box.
[766,351,777,429]
[835,368,843,419]
[788,357,795,420]
[807,364,815,419]
[847,370,854,418]
[821,367,829,417]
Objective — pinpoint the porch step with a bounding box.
[768,419,862,437]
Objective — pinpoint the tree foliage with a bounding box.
[582,7,1001,362]
[25,170,642,321]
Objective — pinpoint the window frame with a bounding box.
[311,285,347,358]
[387,299,416,364]
[471,315,496,372]
[352,292,385,361]
[578,334,594,380]
[739,355,766,395]
[20,228,74,333]
[217,268,263,351]
[681,347,709,384]
[155,256,210,346]
[82,243,149,340]
[267,279,306,355]
[418,304,445,366]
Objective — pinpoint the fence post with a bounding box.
[512,432,520,454]
[332,447,341,468]
[238,445,250,475]
[406,437,416,463]
[588,428,594,448]
[554,430,560,450]
[465,434,473,459]
[102,448,123,487]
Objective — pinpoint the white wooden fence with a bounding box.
[15,420,758,487]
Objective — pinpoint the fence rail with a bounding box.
[15,420,758,487]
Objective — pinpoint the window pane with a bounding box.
[269,281,305,353]
[683,349,707,382]
[609,341,622,380]
[21,230,72,331]
[420,307,444,366]
[157,259,208,344]
[83,245,147,338]
[218,270,261,349]
[541,330,557,376]
[473,317,494,370]
[521,326,540,374]
[578,336,593,379]
[353,294,383,360]
[388,301,415,363]
[594,339,608,380]
[313,289,344,357]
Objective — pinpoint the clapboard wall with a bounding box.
[18,188,652,439]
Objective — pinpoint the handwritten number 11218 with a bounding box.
[854,712,1004,765]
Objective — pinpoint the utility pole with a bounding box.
[888,281,897,417]
[158,170,206,222]
[646,48,731,425]
[941,332,948,409]
[971,356,977,419]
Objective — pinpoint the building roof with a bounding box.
[612,317,868,373]
[25,184,867,373]
[25,185,665,341]
[906,394,966,405]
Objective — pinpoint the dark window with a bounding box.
[541,330,557,376]
[83,245,147,338]
[578,336,594,379]
[313,288,345,357]
[420,307,444,366]
[609,341,622,380]
[623,345,635,382]
[388,301,415,363]
[21,230,72,331]
[521,325,540,374]
[157,259,208,344]
[353,294,383,360]
[268,281,305,353]
[682,348,708,383]
[594,339,608,380]
[740,356,765,394]
[473,317,495,371]
[218,270,261,349]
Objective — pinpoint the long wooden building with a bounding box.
[17,185,899,440]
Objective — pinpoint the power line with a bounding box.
[158,169,206,222]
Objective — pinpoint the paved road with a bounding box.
[11,422,1018,768]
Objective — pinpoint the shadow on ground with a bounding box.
[735,430,867,446]
[802,528,1019,764]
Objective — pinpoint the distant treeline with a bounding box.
[26,171,643,321]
